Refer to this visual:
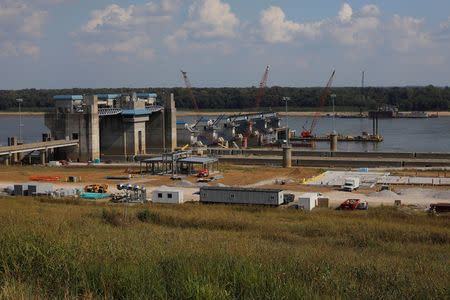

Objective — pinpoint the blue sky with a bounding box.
[1,0,449,89]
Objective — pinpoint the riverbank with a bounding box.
[1,111,449,117]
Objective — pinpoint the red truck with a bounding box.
[197,168,209,178]
[339,199,368,210]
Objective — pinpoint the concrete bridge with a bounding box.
[0,139,79,165]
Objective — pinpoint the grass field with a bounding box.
[0,196,449,299]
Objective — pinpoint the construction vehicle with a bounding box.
[197,168,209,178]
[84,184,108,193]
[301,70,336,137]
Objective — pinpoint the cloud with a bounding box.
[0,0,49,58]
[389,15,431,53]
[164,0,239,51]
[75,1,178,60]
[259,6,321,43]
[338,3,352,23]
[330,4,381,47]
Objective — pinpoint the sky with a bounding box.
[1,0,449,89]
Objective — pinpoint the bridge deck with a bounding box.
[0,140,79,156]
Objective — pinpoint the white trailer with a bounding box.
[152,190,184,204]
[200,186,284,206]
[298,193,319,211]
[342,177,360,191]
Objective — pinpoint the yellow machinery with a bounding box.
[84,184,108,193]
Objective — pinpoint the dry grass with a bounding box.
[0,196,449,299]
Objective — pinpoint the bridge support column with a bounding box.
[8,137,18,163]
[4,155,10,166]
[282,144,292,168]
[40,150,46,166]
[330,132,338,152]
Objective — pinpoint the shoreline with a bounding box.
[0,111,449,117]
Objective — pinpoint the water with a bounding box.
[179,115,450,152]
[0,116,49,146]
[0,115,449,152]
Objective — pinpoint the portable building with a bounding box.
[200,186,284,206]
[152,190,184,204]
[298,193,319,211]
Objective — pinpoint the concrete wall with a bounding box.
[99,116,125,156]
[146,110,165,152]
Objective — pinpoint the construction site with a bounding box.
[0,67,448,212]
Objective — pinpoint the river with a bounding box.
[1,115,449,152]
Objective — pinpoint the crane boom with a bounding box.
[301,70,336,137]
[254,65,270,110]
[245,65,270,141]
[180,70,200,119]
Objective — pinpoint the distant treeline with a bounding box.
[0,85,448,112]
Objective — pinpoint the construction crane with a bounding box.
[254,65,270,110]
[180,70,201,121]
[245,65,270,139]
[301,70,336,137]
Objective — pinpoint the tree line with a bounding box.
[0,85,448,112]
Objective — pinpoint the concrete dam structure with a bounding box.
[45,93,177,162]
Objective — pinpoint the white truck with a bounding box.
[342,177,360,192]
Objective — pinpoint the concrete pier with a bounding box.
[282,145,292,168]
[330,132,338,152]
[40,150,46,166]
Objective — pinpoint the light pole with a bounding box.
[16,98,23,143]
[331,94,336,134]
[282,97,291,145]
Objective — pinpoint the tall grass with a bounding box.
[0,197,449,299]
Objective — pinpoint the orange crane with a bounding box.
[301,70,336,137]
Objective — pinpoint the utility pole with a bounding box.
[282,97,291,145]
[16,99,23,143]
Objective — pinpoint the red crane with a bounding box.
[301,70,336,137]
[245,65,270,140]
[254,65,270,110]
[180,70,201,119]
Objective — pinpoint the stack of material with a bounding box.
[80,192,110,199]
[14,182,53,196]
[53,188,77,197]
[317,196,330,208]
